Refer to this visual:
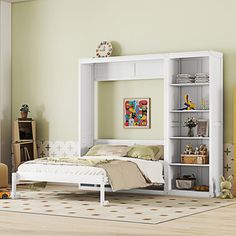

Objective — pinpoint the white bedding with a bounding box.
[18,156,164,184]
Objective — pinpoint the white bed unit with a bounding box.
[79,51,223,198]
[12,51,223,204]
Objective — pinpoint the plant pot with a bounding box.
[21,112,28,119]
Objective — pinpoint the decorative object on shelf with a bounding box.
[184,117,198,137]
[184,144,194,154]
[123,98,150,129]
[176,74,195,84]
[20,104,30,119]
[181,154,209,164]
[176,174,196,190]
[195,73,209,83]
[194,147,200,155]
[220,176,233,199]
[201,98,209,110]
[180,95,196,110]
[96,41,112,58]
[193,185,209,192]
[199,144,208,155]
[197,120,209,137]
[182,144,209,164]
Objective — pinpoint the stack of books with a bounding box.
[176,74,195,84]
[195,73,209,83]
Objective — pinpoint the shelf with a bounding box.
[170,110,209,113]
[169,137,209,140]
[169,163,209,167]
[170,83,209,87]
[15,139,34,143]
[168,189,210,197]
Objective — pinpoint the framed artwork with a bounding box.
[123,98,150,129]
[197,120,209,137]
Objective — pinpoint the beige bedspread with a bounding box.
[24,157,150,191]
[97,160,149,191]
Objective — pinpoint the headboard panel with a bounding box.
[95,139,164,146]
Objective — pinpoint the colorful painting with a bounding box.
[123,98,150,129]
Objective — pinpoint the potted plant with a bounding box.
[184,117,198,137]
[20,104,30,119]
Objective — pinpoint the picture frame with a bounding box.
[197,119,208,137]
[123,98,151,129]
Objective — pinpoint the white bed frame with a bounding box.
[11,139,165,205]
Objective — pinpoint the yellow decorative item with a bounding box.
[0,163,8,188]
[0,190,10,199]
[181,95,196,110]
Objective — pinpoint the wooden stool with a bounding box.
[0,163,8,188]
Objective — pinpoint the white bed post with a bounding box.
[11,173,17,199]
[100,181,105,205]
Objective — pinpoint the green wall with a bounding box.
[12,0,236,142]
[96,80,164,140]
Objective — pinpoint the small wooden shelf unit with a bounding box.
[12,120,37,171]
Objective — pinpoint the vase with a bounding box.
[21,112,28,119]
[187,127,194,137]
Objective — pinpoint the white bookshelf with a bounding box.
[166,52,223,197]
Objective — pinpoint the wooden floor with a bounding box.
[0,201,235,236]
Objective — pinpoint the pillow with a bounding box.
[127,145,164,160]
[85,145,130,157]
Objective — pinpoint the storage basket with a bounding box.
[181,154,209,164]
[176,175,196,190]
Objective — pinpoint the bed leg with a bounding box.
[11,173,17,199]
[100,179,109,206]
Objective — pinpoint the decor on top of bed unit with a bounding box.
[123,98,150,128]
[96,40,112,58]
[184,117,198,137]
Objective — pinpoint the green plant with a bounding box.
[20,104,30,113]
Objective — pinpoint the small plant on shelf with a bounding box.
[20,104,30,119]
[184,117,198,137]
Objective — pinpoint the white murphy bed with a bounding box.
[79,51,223,198]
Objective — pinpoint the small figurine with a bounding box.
[220,176,233,199]
[194,147,200,155]
[180,95,196,110]
[199,144,208,155]
[184,144,194,155]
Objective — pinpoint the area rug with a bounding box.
[0,190,235,224]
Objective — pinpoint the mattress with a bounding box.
[18,156,164,184]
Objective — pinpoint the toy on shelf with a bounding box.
[199,144,208,155]
[180,95,196,110]
[183,144,194,154]
[220,176,233,199]
[183,144,208,155]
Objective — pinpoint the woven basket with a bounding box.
[181,154,209,164]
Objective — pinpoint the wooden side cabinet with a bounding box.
[12,120,37,171]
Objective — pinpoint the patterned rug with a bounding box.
[0,190,235,224]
